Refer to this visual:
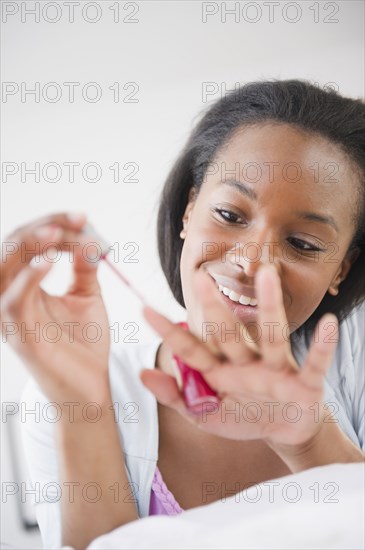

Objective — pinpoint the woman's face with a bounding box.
[179,123,360,336]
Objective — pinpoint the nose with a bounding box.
[226,236,282,279]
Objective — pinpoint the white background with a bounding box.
[1,1,364,548]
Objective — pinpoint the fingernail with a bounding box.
[67,212,86,224]
[35,225,63,240]
[262,264,278,276]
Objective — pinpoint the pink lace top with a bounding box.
[149,466,184,515]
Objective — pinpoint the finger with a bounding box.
[255,264,292,370]
[1,213,87,290]
[300,314,338,391]
[67,235,101,296]
[140,369,208,428]
[8,212,87,239]
[0,253,53,323]
[1,225,60,284]
[142,306,222,373]
[194,270,260,363]
[140,369,187,414]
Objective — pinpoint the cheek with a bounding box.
[283,263,334,327]
[179,217,218,310]
[179,229,201,308]
[181,216,217,269]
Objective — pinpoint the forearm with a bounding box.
[56,393,139,549]
[267,418,365,474]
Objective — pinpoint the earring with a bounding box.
[180,229,186,239]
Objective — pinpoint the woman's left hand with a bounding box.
[140,264,339,448]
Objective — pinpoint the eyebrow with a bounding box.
[220,179,339,233]
[221,179,258,201]
[295,211,339,233]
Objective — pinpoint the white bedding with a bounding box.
[71,463,364,550]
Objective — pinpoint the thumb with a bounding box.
[140,369,187,413]
[67,238,101,296]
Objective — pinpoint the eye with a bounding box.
[287,237,322,252]
[214,207,246,224]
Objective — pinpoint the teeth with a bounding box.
[229,290,240,302]
[215,282,257,307]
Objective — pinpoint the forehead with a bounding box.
[209,122,357,215]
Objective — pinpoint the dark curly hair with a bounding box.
[157,79,365,346]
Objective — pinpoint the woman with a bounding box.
[2,79,364,549]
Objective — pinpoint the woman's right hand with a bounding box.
[2,214,140,548]
[1,213,112,409]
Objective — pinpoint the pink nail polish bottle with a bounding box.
[173,322,220,415]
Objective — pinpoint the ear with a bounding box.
[327,246,361,296]
[180,187,197,240]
